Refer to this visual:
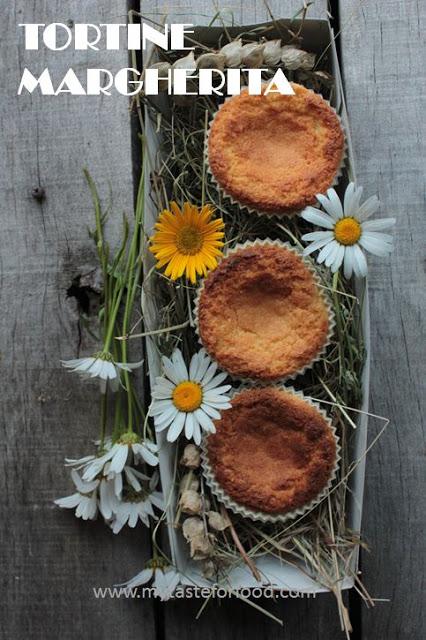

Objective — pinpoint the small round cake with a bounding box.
[208,83,345,215]
[197,243,331,381]
[206,387,337,515]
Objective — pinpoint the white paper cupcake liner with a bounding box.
[201,384,341,524]
[193,238,335,386]
[205,90,348,220]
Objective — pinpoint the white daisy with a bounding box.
[57,438,161,530]
[301,183,395,278]
[118,561,181,601]
[81,435,158,483]
[110,473,164,534]
[149,349,232,445]
[54,470,99,521]
[62,351,142,393]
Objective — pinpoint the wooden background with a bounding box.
[1,0,424,638]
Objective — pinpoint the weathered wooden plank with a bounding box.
[0,2,155,638]
[339,1,426,638]
[139,0,327,23]
[140,1,349,638]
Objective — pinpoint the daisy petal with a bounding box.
[356,195,379,221]
[149,399,175,416]
[120,568,154,589]
[343,182,355,217]
[317,240,339,264]
[189,352,200,380]
[184,412,194,439]
[109,445,128,474]
[316,189,343,220]
[140,445,159,467]
[54,493,81,508]
[71,470,99,494]
[166,412,186,442]
[360,231,393,244]
[192,419,201,445]
[352,245,368,278]
[302,236,333,256]
[193,352,210,382]
[301,206,335,229]
[200,403,221,419]
[200,361,218,385]
[331,243,345,273]
[203,371,228,391]
[171,349,189,381]
[194,409,216,434]
[324,241,340,267]
[343,245,355,279]
[161,356,183,385]
[361,217,396,231]
[203,384,231,396]
[154,408,179,431]
[301,230,334,242]
[359,235,393,257]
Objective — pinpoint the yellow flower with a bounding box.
[149,202,225,284]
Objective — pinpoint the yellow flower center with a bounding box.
[176,225,203,255]
[334,217,362,246]
[172,381,203,412]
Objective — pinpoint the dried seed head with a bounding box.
[182,516,204,541]
[179,473,199,493]
[180,489,202,515]
[207,511,230,532]
[172,51,196,71]
[202,559,216,580]
[262,39,282,66]
[313,70,334,87]
[180,444,201,469]
[220,38,243,68]
[281,46,316,71]
[241,42,265,68]
[190,533,215,560]
[196,52,226,70]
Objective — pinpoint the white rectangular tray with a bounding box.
[142,18,369,592]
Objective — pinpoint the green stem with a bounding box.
[120,149,146,433]
[103,287,125,352]
[99,391,108,448]
[84,169,110,339]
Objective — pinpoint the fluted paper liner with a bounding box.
[201,385,341,524]
[193,238,336,386]
[205,91,348,219]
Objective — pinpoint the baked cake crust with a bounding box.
[197,244,330,381]
[207,387,337,514]
[208,83,344,214]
